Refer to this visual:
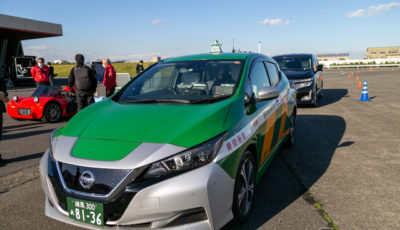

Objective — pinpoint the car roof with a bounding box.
[273,53,314,59]
[163,52,259,62]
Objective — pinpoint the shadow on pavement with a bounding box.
[3,122,43,130]
[222,114,346,229]
[299,89,348,108]
[0,152,43,166]
[2,129,54,140]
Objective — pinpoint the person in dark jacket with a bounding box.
[47,62,54,86]
[68,54,97,112]
[136,60,144,75]
[0,77,9,160]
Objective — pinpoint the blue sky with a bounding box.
[1,0,399,61]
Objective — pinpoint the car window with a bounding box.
[116,60,244,103]
[249,61,271,99]
[275,57,312,71]
[265,62,280,86]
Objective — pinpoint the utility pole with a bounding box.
[232,38,235,53]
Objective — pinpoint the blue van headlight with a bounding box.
[144,133,227,179]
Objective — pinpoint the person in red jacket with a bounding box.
[31,57,50,87]
[102,58,116,97]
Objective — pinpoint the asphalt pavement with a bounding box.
[1,69,399,229]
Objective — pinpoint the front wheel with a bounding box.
[312,87,318,107]
[232,151,256,223]
[42,102,62,123]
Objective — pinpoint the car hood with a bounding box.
[284,70,314,80]
[61,99,233,149]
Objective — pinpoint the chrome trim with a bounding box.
[46,176,69,216]
[55,161,137,200]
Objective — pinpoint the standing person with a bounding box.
[136,60,144,75]
[31,57,50,87]
[68,54,97,112]
[47,62,54,86]
[102,58,116,97]
[0,77,9,160]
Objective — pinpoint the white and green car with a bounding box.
[40,52,297,230]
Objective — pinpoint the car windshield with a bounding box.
[32,86,62,97]
[115,60,244,104]
[275,57,312,71]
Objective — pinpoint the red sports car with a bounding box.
[7,85,77,122]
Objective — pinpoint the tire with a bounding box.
[232,151,256,224]
[42,102,62,123]
[284,113,296,148]
[312,87,318,107]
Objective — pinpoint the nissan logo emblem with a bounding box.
[79,171,95,189]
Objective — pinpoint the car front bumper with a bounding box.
[295,85,314,104]
[40,150,235,230]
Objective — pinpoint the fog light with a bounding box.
[34,96,39,103]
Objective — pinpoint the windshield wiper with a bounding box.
[190,95,232,104]
[122,98,192,104]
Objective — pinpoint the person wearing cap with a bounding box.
[47,62,54,86]
[136,60,144,75]
[31,57,50,87]
[102,58,117,97]
[68,54,97,112]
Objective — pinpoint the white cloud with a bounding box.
[258,18,291,26]
[347,9,365,18]
[347,2,400,18]
[150,19,165,25]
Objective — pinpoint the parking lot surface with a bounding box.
[1,69,399,229]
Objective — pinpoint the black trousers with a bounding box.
[106,86,116,97]
[36,81,50,87]
[76,91,94,112]
[0,112,3,141]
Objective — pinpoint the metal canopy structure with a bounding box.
[0,14,62,40]
[0,14,63,83]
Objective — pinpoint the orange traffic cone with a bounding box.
[357,70,360,74]
[392,68,394,71]
[351,72,354,76]
[369,68,373,72]
[356,76,359,81]
[358,81,362,88]
[348,74,351,79]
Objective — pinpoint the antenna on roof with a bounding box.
[232,38,235,53]
[258,41,261,53]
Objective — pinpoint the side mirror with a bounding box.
[317,64,323,72]
[257,86,280,102]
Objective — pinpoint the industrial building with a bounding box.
[0,14,62,85]
[317,53,350,61]
[366,46,400,59]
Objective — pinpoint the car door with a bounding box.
[313,56,321,92]
[264,61,289,157]
[246,58,281,168]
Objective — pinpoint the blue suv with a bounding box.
[273,54,323,106]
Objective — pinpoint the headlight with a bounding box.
[294,77,313,89]
[33,96,39,103]
[143,133,227,179]
[49,127,61,160]
[13,96,18,101]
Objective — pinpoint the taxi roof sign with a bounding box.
[211,40,222,54]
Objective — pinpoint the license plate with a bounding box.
[17,108,31,116]
[66,197,104,227]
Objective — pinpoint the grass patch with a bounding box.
[53,62,154,78]
[281,154,339,230]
